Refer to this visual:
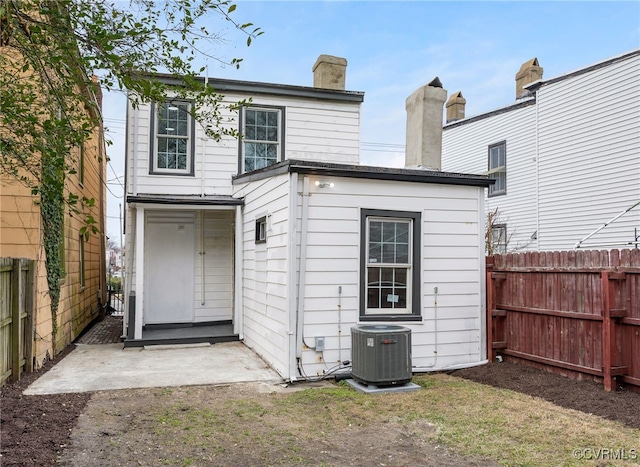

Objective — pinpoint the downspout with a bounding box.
[98,116,107,313]
[200,210,206,306]
[295,177,310,367]
[535,90,540,250]
[131,98,138,196]
[288,173,299,380]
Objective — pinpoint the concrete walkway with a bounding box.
[24,341,283,395]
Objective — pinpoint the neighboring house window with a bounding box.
[488,141,506,196]
[255,216,267,243]
[79,234,85,288]
[241,107,283,173]
[491,224,507,254]
[360,209,421,321]
[151,101,194,175]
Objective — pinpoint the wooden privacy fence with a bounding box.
[487,249,640,392]
[1,258,35,386]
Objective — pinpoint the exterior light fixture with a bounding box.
[315,180,334,188]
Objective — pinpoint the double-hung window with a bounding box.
[491,224,507,254]
[360,209,421,321]
[488,141,506,196]
[152,101,193,175]
[241,107,283,173]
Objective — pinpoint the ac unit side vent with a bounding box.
[351,324,412,386]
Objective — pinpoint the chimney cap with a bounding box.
[428,76,443,88]
[312,54,347,72]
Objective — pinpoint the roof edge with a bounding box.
[232,159,494,188]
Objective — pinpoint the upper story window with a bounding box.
[360,209,422,321]
[151,101,194,176]
[241,107,283,173]
[488,141,506,196]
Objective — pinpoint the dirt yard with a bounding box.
[2,343,639,466]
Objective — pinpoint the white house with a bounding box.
[442,49,640,252]
[123,55,493,381]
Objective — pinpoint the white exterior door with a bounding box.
[144,212,195,324]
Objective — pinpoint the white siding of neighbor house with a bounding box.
[296,177,487,377]
[536,56,640,250]
[233,174,291,378]
[442,51,640,252]
[442,104,538,251]
[126,93,361,198]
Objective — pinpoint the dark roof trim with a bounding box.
[152,73,365,103]
[232,159,494,188]
[127,194,243,206]
[444,97,536,130]
[525,48,640,92]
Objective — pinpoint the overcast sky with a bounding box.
[102,0,640,244]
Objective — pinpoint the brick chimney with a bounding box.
[445,91,466,123]
[404,77,447,170]
[515,58,543,98]
[312,54,347,91]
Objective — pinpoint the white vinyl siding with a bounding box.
[443,51,640,252]
[298,178,486,377]
[443,105,538,251]
[233,174,291,378]
[126,94,361,198]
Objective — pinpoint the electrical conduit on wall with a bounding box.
[295,176,311,361]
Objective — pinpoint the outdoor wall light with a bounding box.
[315,180,334,188]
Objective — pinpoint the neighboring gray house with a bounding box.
[123,55,492,381]
[442,49,640,252]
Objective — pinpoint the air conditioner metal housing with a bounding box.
[351,324,412,386]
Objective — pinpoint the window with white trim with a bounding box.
[360,210,421,321]
[488,141,506,196]
[491,224,507,254]
[152,101,193,175]
[241,107,282,173]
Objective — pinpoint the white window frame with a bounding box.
[491,224,507,254]
[152,101,193,175]
[241,106,283,173]
[488,141,506,196]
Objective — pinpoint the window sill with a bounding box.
[359,314,422,322]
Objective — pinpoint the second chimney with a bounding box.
[515,58,543,98]
[313,55,347,91]
[405,77,447,171]
[446,91,466,123]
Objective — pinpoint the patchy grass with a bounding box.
[65,375,640,466]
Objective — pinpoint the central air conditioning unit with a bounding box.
[351,325,412,386]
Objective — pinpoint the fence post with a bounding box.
[24,260,35,373]
[601,270,614,391]
[11,259,22,381]
[486,256,496,363]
